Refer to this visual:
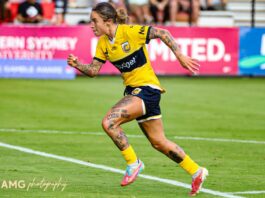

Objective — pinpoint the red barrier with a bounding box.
[149,27,239,75]
[0,25,239,75]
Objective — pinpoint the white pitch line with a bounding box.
[0,141,244,198]
[173,136,265,145]
[1,128,265,145]
[228,190,265,195]
[0,128,105,135]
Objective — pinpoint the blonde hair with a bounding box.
[92,2,128,24]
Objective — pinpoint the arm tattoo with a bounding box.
[76,59,103,77]
[149,27,180,55]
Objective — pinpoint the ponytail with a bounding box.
[116,8,128,24]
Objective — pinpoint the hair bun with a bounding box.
[116,8,128,24]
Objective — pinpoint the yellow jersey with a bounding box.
[94,24,163,91]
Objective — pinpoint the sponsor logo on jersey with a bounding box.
[111,47,147,73]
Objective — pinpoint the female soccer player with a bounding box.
[67,2,208,196]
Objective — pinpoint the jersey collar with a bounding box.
[108,24,119,44]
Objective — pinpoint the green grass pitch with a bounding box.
[0,77,264,198]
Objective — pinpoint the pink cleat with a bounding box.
[189,167,209,196]
[121,160,144,186]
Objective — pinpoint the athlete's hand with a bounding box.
[177,54,200,74]
[67,54,79,68]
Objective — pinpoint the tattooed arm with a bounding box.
[148,27,200,74]
[67,54,103,77]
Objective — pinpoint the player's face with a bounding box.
[90,11,108,36]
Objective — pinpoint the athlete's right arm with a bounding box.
[67,54,103,77]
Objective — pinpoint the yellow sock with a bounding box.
[121,145,138,165]
[179,155,200,176]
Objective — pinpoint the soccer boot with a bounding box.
[121,160,144,186]
[189,167,209,196]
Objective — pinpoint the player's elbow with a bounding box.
[87,71,98,78]
[89,73,97,78]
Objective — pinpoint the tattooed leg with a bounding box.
[167,145,186,163]
[102,95,143,150]
[112,130,129,150]
[139,119,186,163]
[106,110,130,150]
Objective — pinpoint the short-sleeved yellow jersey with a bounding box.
[94,24,163,91]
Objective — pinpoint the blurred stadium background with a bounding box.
[0,0,265,197]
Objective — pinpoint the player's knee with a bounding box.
[101,116,118,133]
[101,117,109,132]
[151,139,167,152]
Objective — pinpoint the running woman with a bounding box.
[67,2,208,196]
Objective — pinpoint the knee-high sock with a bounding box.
[179,155,200,176]
[121,145,138,165]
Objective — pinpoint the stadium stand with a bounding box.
[65,0,92,24]
[199,0,265,27]
[226,0,265,27]
[198,10,234,27]
[64,0,265,27]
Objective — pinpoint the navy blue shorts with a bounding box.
[124,86,162,123]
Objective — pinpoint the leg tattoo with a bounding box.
[168,150,184,163]
[167,146,184,163]
[113,95,133,109]
[113,131,129,150]
[103,96,136,150]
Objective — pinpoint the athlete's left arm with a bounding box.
[67,54,103,77]
[148,27,200,74]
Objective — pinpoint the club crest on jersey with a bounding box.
[131,88,142,95]
[121,41,130,53]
